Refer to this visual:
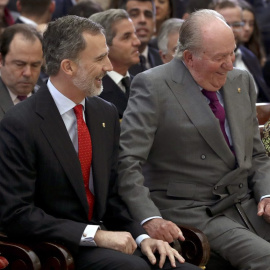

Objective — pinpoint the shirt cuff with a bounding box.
[136,234,150,247]
[260,195,270,201]
[140,216,162,225]
[80,225,100,246]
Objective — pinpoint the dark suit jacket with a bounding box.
[0,85,145,254]
[52,0,74,19]
[129,46,163,76]
[99,75,129,119]
[240,45,270,102]
[15,17,24,24]
[0,77,14,121]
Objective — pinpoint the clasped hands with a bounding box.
[94,218,185,269]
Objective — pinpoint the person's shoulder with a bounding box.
[239,45,259,61]
[227,67,250,79]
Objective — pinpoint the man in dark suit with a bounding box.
[211,0,270,102]
[120,0,163,76]
[117,9,270,269]
[0,15,199,270]
[90,9,141,119]
[0,24,43,121]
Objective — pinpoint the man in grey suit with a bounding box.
[117,9,270,269]
[0,24,43,121]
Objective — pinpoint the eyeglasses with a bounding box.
[227,21,245,29]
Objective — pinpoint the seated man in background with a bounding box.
[90,9,140,119]
[157,18,184,64]
[120,0,163,76]
[117,9,270,270]
[0,23,43,121]
[0,15,200,270]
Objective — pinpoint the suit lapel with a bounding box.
[0,78,14,114]
[101,75,128,117]
[35,87,89,217]
[167,59,235,169]
[221,71,246,166]
[84,98,107,220]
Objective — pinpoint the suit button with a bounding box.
[239,183,243,188]
[214,186,218,190]
[201,154,206,160]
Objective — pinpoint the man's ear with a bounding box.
[159,50,166,64]
[60,59,77,76]
[183,50,193,67]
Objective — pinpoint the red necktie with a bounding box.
[73,104,94,220]
[202,89,231,148]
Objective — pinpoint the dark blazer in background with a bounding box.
[52,0,74,19]
[100,75,129,119]
[129,46,163,76]
[240,45,270,102]
[0,77,14,121]
[0,85,145,257]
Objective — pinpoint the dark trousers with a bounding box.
[75,247,200,270]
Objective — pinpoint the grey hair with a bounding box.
[174,9,226,59]
[90,9,130,46]
[43,15,104,76]
[157,18,184,55]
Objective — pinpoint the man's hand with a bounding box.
[143,218,185,243]
[94,230,137,254]
[257,197,270,223]
[141,238,185,268]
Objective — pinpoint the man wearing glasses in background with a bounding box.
[210,0,270,102]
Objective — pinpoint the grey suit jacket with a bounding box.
[118,58,270,243]
[0,78,13,121]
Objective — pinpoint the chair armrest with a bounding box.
[0,240,41,270]
[172,225,210,268]
[32,242,74,270]
[0,256,9,269]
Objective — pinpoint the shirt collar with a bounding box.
[141,46,149,60]
[7,88,31,104]
[18,16,37,26]
[107,70,130,85]
[47,79,85,116]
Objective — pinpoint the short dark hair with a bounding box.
[43,15,104,76]
[209,0,240,10]
[19,0,52,17]
[68,0,103,18]
[119,0,155,14]
[0,24,43,62]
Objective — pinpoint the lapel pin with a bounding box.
[237,88,241,93]
[102,123,106,128]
